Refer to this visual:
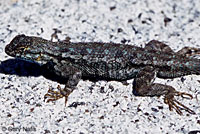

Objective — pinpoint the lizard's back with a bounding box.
[58,42,142,80]
[59,42,200,80]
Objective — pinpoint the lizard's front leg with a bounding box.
[44,64,82,105]
[132,66,195,115]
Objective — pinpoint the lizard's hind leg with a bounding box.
[132,66,195,115]
[145,40,175,53]
[146,40,200,57]
[177,47,200,57]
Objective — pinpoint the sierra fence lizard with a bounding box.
[5,34,200,115]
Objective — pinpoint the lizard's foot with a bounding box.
[164,91,195,115]
[44,85,72,105]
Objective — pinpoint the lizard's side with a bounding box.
[5,34,200,115]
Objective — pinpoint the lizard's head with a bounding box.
[5,34,33,57]
[5,34,50,64]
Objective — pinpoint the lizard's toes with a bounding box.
[164,92,195,115]
[44,86,64,103]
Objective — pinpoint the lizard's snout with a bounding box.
[5,43,15,56]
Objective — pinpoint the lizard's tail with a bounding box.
[186,61,200,75]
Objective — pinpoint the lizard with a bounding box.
[5,34,200,115]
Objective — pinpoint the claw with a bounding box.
[176,92,193,99]
[44,85,65,103]
[164,91,195,115]
[173,99,196,114]
[44,85,72,106]
[164,96,182,115]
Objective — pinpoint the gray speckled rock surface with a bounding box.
[0,0,200,133]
